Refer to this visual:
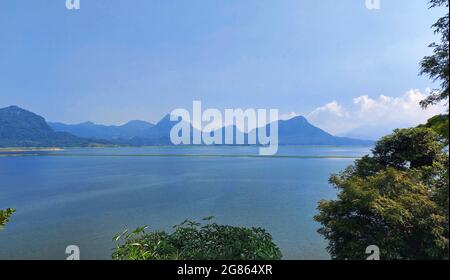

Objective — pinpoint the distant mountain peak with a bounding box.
[157,114,173,124]
[80,121,95,126]
[2,105,35,114]
[4,105,21,110]
[0,105,97,147]
[282,115,308,124]
[124,120,154,127]
[0,105,44,122]
[49,117,157,141]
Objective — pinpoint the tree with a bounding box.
[315,127,449,259]
[112,218,282,260]
[419,114,449,145]
[420,0,449,108]
[0,208,15,228]
[315,0,449,260]
[372,127,444,169]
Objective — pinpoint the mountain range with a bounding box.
[0,106,108,147]
[0,105,373,147]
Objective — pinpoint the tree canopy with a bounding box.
[315,127,449,259]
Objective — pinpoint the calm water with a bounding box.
[0,146,370,260]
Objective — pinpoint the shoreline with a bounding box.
[0,147,65,152]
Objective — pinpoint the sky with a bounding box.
[0,0,447,139]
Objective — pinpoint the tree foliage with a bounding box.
[420,0,449,108]
[419,113,449,145]
[315,0,450,260]
[0,208,15,228]
[315,127,449,259]
[112,218,282,260]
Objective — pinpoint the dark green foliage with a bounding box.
[315,127,449,259]
[419,114,449,145]
[0,208,15,228]
[372,127,443,169]
[350,127,444,177]
[420,0,449,108]
[112,218,282,260]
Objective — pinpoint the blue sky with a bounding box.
[0,0,446,138]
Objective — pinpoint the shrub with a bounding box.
[112,217,282,260]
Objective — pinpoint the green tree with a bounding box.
[420,0,449,108]
[315,0,449,260]
[315,127,449,259]
[419,114,449,145]
[0,208,15,228]
[112,218,282,260]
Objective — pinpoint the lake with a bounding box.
[0,146,371,260]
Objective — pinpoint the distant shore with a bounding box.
[0,147,64,152]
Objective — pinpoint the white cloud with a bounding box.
[307,89,447,140]
[308,101,348,118]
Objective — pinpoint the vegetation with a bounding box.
[420,0,449,108]
[315,126,448,259]
[0,208,15,228]
[419,114,449,145]
[315,0,449,259]
[112,218,282,260]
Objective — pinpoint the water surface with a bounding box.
[0,146,370,260]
